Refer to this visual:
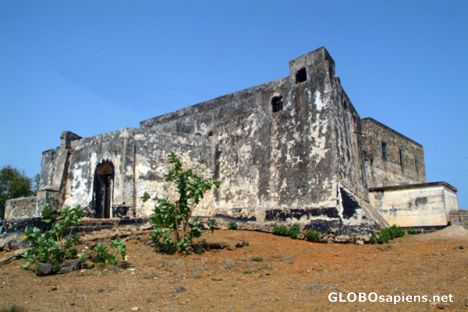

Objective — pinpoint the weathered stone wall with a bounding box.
[369,182,458,227]
[362,118,426,188]
[138,48,377,230]
[28,47,386,234]
[4,196,38,219]
[450,210,468,228]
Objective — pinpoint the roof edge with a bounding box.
[369,181,457,193]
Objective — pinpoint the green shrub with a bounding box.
[22,205,83,272]
[288,224,300,239]
[406,229,421,235]
[228,221,238,230]
[251,256,263,262]
[305,229,320,242]
[23,205,128,273]
[145,153,220,254]
[91,238,127,265]
[272,224,289,236]
[375,225,405,244]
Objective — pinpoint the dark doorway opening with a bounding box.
[93,160,114,218]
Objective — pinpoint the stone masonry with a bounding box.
[3,47,460,234]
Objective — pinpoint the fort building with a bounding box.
[4,47,459,234]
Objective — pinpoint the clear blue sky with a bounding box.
[1,0,467,207]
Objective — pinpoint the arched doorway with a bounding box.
[93,160,114,218]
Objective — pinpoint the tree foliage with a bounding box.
[145,153,220,254]
[0,166,34,218]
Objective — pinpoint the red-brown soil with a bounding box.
[0,229,467,311]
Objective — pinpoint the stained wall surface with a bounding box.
[361,118,426,188]
[30,47,382,234]
[7,47,461,235]
[369,183,458,227]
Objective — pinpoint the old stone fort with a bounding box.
[5,47,461,234]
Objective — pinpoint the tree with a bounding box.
[0,166,34,218]
[144,153,220,254]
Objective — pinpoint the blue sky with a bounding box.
[1,0,467,207]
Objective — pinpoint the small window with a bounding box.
[381,142,387,161]
[399,148,404,170]
[342,99,348,109]
[271,96,283,113]
[415,157,419,176]
[295,68,307,83]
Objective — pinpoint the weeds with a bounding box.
[374,225,405,244]
[228,221,238,230]
[305,229,320,242]
[272,224,301,239]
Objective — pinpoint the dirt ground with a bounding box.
[0,228,467,312]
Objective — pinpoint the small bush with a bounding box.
[251,256,263,262]
[288,224,300,239]
[406,229,421,235]
[375,225,405,244]
[23,205,128,274]
[22,205,83,272]
[146,153,220,254]
[305,230,320,242]
[89,238,127,266]
[228,221,238,230]
[272,224,289,236]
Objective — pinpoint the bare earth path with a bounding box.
[0,229,467,311]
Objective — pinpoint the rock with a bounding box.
[377,245,392,252]
[0,234,19,251]
[131,307,139,311]
[0,248,25,265]
[220,259,236,269]
[211,277,223,281]
[207,242,227,249]
[35,262,54,276]
[354,240,364,245]
[235,240,249,248]
[281,256,294,264]
[81,260,95,269]
[58,259,81,274]
[174,287,187,293]
[434,302,449,309]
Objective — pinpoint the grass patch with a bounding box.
[374,225,405,244]
[228,221,238,230]
[305,229,320,242]
[251,256,263,262]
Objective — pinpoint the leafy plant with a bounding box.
[272,224,301,239]
[374,225,405,244]
[288,224,300,239]
[22,205,83,272]
[91,238,127,265]
[228,221,238,230]
[272,224,289,236]
[251,256,263,262]
[305,229,320,242]
[406,228,421,235]
[145,153,220,254]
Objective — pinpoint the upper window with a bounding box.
[399,148,404,169]
[381,142,388,161]
[271,96,284,113]
[295,68,307,83]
